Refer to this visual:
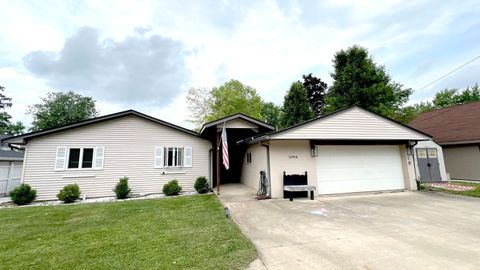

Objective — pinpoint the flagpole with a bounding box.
[216,130,220,195]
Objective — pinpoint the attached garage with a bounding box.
[316,145,404,195]
[240,106,432,198]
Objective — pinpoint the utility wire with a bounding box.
[416,54,480,92]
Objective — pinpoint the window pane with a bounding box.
[82,148,94,168]
[168,148,174,167]
[177,148,183,166]
[68,148,80,168]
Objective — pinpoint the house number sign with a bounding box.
[288,155,298,159]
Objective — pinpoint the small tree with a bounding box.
[114,177,131,199]
[280,81,314,128]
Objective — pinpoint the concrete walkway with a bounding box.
[218,184,480,270]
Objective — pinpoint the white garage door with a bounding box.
[316,145,405,195]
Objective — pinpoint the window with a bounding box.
[246,152,252,163]
[154,146,192,168]
[68,148,94,169]
[165,147,184,167]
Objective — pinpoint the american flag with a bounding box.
[221,124,229,170]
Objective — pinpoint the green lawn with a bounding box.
[0,195,256,270]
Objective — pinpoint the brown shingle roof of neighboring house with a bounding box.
[409,101,480,145]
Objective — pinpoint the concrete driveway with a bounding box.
[219,184,480,270]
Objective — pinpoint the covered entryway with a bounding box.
[316,145,405,194]
[199,114,275,193]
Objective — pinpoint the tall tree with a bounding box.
[326,45,412,118]
[186,79,265,126]
[302,73,327,116]
[186,87,213,128]
[280,81,314,128]
[28,91,98,131]
[0,85,25,135]
[261,102,282,130]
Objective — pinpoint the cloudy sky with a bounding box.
[1,0,479,129]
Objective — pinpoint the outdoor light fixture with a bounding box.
[310,145,318,157]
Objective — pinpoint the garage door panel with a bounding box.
[316,145,405,194]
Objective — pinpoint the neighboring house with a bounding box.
[410,101,480,181]
[3,106,432,201]
[0,135,24,196]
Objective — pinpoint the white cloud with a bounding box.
[0,0,479,129]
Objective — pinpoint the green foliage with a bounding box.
[326,45,412,118]
[261,102,282,130]
[163,180,182,196]
[57,184,81,203]
[9,184,37,205]
[186,80,264,127]
[398,84,480,124]
[194,176,209,194]
[28,91,98,132]
[0,86,25,135]
[114,177,131,199]
[302,73,328,116]
[280,81,314,128]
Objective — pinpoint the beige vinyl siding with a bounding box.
[23,115,211,200]
[443,145,480,180]
[272,107,429,141]
[268,140,317,198]
[240,144,267,190]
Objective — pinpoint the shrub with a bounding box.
[114,176,131,199]
[9,184,37,205]
[163,180,182,196]
[194,176,209,194]
[57,184,81,203]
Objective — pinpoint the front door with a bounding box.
[416,148,441,182]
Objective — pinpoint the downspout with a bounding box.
[259,142,271,197]
[409,141,419,183]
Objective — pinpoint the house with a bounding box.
[3,106,431,201]
[3,110,211,200]
[0,135,24,196]
[410,101,480,181]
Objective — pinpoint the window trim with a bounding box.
[66,147,96,170]
[155,146,192,169]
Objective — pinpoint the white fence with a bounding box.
[0,161,23,196]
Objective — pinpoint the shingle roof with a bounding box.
[409,101,480,145]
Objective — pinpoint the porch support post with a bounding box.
[216,131,221,195]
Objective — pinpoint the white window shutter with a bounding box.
[184,147,192,167]
[94,146,105,170]
[155,147,164,168]
[55,146,67,171]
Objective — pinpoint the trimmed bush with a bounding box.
[9,184,37,205]
[57,184,81,203]
[163,180,182,196]
[194,176,209,194]
[114,176,131,199]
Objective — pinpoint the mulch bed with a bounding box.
[427,182,475,191]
